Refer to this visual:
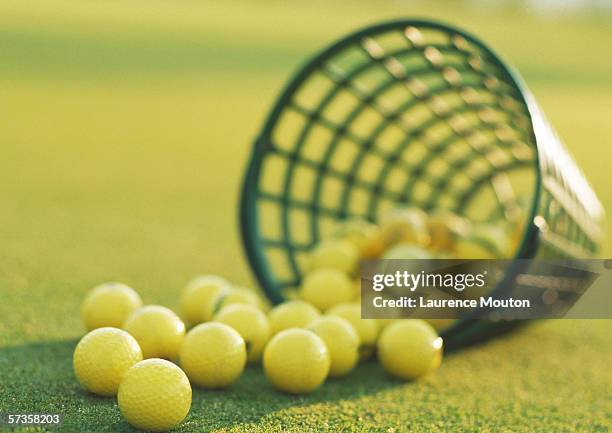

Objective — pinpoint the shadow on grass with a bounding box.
[0,339,129,432]
[0,339,404,432]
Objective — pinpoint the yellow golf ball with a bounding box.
[299,268,354,311]
[377,320,443,380]
[455,223,510,259]
[327,303,380,360]
[330,219,385,259]
[268,300,320,334]
[309,316,359,377]
[307,239,359,275]
[180,322,246,389]
[213,304,271,363]
[263,328,330,394]
[426,209,469,252]
[179,275,230,326]
[382,244,433,260]
[214,287,263,313]
[377,318,397,330]
[118,358,191,432]
[73,327,142,396]
[379,207,430,247]
[123,305,185,360]
[454,239,496,258]
[352,278,362,301]
[81,282,142,331]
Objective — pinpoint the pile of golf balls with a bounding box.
[73,206,522,431]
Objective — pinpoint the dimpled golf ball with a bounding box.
[308,239,359,275]
[180,322,246,388]
[73,327,142,396]
[268,300,321,335]
[263,328,330,394]
[123,305,185,360]
[179,275,230,326]
[377,320,443,380]
[214,287,263,313]
[309,316,359,377]
[82,282,142,331]
[327,303,380,360]
[214,304,271,363]
[300,268,354,311]
[118,358,191,432]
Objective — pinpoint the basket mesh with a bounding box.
[240,20,604,310]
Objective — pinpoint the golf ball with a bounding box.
[379,207,430,247]
[123,305,185,360]
[299,268,354,311]
[214,287,263,312]
[327,302,380,360]
[330,219,384,259]
[73,327,142,396]
[179,275,230,326]
[382,244,433,260]
[268,300,320,335]
[118,358,191,432]
[263,328,330,394]
[309,316,359,377]
[426,209,469,252]
[454,223,510,259]
[307,239,359,275]
[377,320,443,380]
[81,282,142,331]
[213,304,271,363]
[180,322,246,388]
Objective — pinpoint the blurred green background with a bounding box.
[0,1,610,432]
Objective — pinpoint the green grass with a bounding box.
[2,321,610,432]
[0,1,611,431]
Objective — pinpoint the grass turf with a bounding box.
[0,1,611,432]
[1,320,610,432]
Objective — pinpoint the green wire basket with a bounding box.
[240,19,605,347]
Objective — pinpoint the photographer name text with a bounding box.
[372,296,531,309]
